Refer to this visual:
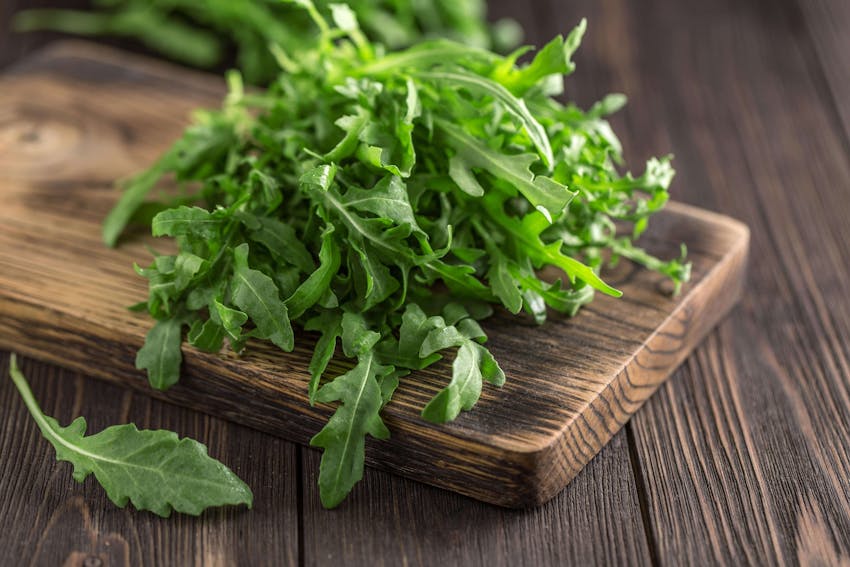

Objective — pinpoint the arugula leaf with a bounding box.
[310,351,391,508]
[494,19,586,95]
[421,69,554,167]
[250,216,315,273]
[152,206,224,239]
[187,317,226,352]
[349,236,401,308]
[419,319,483,357]
[212,299,249,342]
[286,227,341,319]
[231,244,295,351]
[437,119,574,220]
[9,355,252,517]
[480,193,621,296]
[326,109,371,162]
[340,311,381,357]
[135,317,184,390]
[356,39,498,77]
[344,175,421,233]
[394,304,443,368]
[173,253,207,292]
[304,310,343,402]
[486,249,523,314]
[102,153,175,247]
[421,341,504,423]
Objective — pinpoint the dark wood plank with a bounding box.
[0,41,747,508]
[796,0,850,147]
[537,0,850,563]
[0,352,300,566]
[301,430,652,567]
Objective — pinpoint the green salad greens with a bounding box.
[101,3,688,509]
[15,0,521,84]
[11,0,689,513]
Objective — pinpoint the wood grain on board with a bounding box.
[0,41,748,508]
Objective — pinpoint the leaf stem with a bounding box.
[8,355,121,465]
[8,355,51,438]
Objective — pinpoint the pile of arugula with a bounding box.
[11,1,689,513]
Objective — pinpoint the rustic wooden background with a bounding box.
[2,0,850,565]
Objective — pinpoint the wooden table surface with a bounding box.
[2,0,850,565]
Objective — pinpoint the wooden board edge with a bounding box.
[512,211,750,506]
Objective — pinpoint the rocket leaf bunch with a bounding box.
[13,0,689,512]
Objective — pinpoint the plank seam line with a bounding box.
[626,422,661,567]
[297,444,305,567]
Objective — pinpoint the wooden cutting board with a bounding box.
[0,41,749,508]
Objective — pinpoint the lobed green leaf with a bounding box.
[9,355,252,517]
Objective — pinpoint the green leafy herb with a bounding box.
[99,4,689,509]
[135,317,184,390]
[421,340,504,423]
[231,244,295,350]
[8,355,252,517]
[311,350,391,508]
